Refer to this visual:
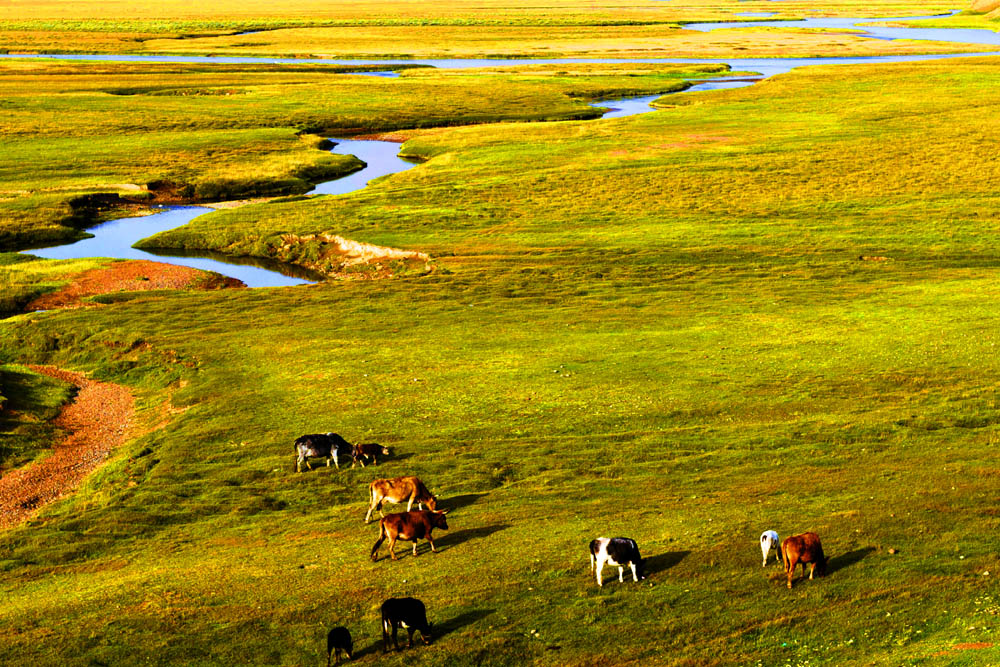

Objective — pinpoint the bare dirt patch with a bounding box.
[0,366,134,530]
[26,259,244,311]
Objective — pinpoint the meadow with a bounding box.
[0,0,982,57]
[0,60,733,251]
[2,48,1000,665]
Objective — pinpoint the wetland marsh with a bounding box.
[2,2,1000,665]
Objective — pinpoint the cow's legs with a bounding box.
[391,624,400,650]
[786,557,796,589]
[596,561,605,587]
[590,553,595,573]
[406,494,415,512]
[407,627,415,648]
[630,562,639,582]
[809,562,815,580]
[331,451,339,469]
[427,534,437,553]
[388,533,399,560]
[412,540,419,557]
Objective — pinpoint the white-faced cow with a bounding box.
[781,532,827,589]
[294,433,352,472]
[589,537,645,587]
[353,443,390,467]
[380,597,432,651]
[365,476,438,523]
[760,530,780,567]
[370,510,449,561]
[325,626,352,665]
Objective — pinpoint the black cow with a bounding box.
[294,432,352,472]
[589,537,645,587]
[326,626,353,665]
[381,597,432,651]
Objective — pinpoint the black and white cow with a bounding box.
[589,537,644,587]
[380,597,433,651]
[294,432,352,472]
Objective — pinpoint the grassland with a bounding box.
[2,54,1000,665]
[0,60,735,251]
[0,0,979,57]
[0,363,74,471]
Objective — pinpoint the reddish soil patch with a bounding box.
[350,132,410,143]
[0,366,134,530]
[26,259,244,311]
[955,643,994,650]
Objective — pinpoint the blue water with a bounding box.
[23,206,318,288]
[309,139,418,195]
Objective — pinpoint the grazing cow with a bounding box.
[371,510,449,561]
[365,476,438,523]
[381,597,432,651]
[353,443,390,467]
[294,432,352,472]
[781,532,827,589]
[760,530,780,567]
[589,537,644,587]
[326,626,353,665]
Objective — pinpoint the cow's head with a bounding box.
[424,495,439,512]
[429,511,449,530]
[380,446,391,456]
[814,556,828,577]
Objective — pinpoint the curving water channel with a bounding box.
[18,10,1000,287]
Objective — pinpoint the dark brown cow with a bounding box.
[781,532,827,589]
[365,476,438,523]
[370,510,449,561]
[353,443,390,467]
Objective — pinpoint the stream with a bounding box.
[17,10,1000,287]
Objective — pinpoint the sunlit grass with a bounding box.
[1,55,1000,664]
[0,60,739,250]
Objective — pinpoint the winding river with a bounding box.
[17,11,1000,287]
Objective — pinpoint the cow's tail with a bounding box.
[292,444,299,473]
[371,521,387,561]
[780,541,789,572]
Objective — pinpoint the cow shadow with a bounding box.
[827,547,876,574]
[643,550,691,576]
[442,492,488,512]
[436,608,495,639]
[437,524,510,552]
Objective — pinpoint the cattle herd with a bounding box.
[295,432,832,664]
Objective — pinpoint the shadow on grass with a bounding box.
[352,610,492,657]
[436,608,495,639]
[828,547,876,574]
[644,550,691,576]
[439,524,510,552]
[442,492,488,512]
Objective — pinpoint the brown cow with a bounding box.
[370,510,449,561]
[781,532,827,589]
[353,443,390,468]
[365,476,438,523]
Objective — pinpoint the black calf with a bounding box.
[326,626,353,665]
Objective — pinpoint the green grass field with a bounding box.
[2,49,1000,665]
[0,60,739,251]
[0,0,982,57]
